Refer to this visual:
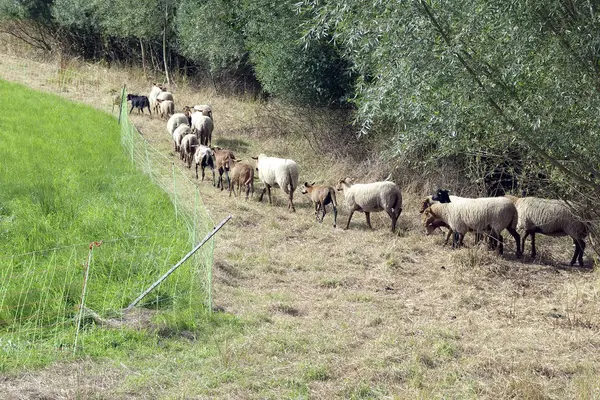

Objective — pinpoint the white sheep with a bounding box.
[419,192,483,246]
[166,112,191,136]
[505,195,588,266]
[193,104,213,120]
[336,178,402,232]
[154,91,174,113]
[180,133,199,168]
[252,154,299,212]
[194,144,216,183]
[191,111,214,147]
[148,83,165,115]
[172,124,191,154]
[423,196,522,256]
[156,99,175,119]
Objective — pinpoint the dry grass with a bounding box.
[1,42,600,399]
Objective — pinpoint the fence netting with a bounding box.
[0,89,215,370]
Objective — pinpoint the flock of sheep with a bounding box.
[117,84,589,268]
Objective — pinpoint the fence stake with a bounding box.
[118,85,126,125]
[125,215,232,311]
[74,241,103,356]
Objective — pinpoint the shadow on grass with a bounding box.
[213,137,251,154]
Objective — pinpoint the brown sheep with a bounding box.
[229,160,255,200]
[213,148,236,190]
[301,182,338,228]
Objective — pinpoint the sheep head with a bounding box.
[336,177,353,191]
[432,189,451,203]
[301,182,317,194]
[419,197,433,214]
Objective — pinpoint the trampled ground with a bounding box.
[1,49,599,399]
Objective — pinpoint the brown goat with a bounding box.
[301,182,338,228]
[213,148,236,190]
[229,160,255,200]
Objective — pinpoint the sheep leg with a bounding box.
[530,232,537,258]
[267,186,273,205]
[385,208,399,232]
[314,203,320,222]
[365,212,372,229]
[225,170,231,191]
[571,238,585,266]
[345,210,355,230]
[332,205,337,228]
[506,227,522,258]
[195,164,199,179]
[496,233,504,255]
[579,240,585,266]
[321,202,327,223]
[259,185,268,202]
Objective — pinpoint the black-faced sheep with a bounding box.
[301,182,338,228]
[191,111,214,147]
[194,144,216,183]
[229,160,255,200]
[156,99,175,119]
[336,178,402,232]
[252,154,299,212]
[422,196,522,256]
[180,133,199,168]
[505,195,588,266]
[126,94,151,114]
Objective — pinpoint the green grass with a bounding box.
[0,79,233,371]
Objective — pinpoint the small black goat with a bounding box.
[126,94,151,114]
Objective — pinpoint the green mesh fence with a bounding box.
[0,89,215,371]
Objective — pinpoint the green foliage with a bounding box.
[176,0,246,75]
[303,0,600,199]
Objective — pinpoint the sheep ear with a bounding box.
[251,156,258,160]
[311,182,316,186]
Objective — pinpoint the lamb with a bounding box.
[156,99,175,119]
[194,144,216,183]
[126,94,151,114]
[422,196,522,256]
[213,148,236,190]
[148,83,165,114]
[229,160,255,200]
[505,195,588,266]
[252,154,299,211]
[301,182,338,228]
[167,112,192,136]
[336,178,402,232]
[180,133,199,168]
[191,111,214,147]
[172,124,191,153]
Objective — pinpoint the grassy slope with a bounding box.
[0,79,240,373]
[0,52,600,399]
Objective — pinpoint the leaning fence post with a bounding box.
[74,241,103,355]
[125,215,232,311]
